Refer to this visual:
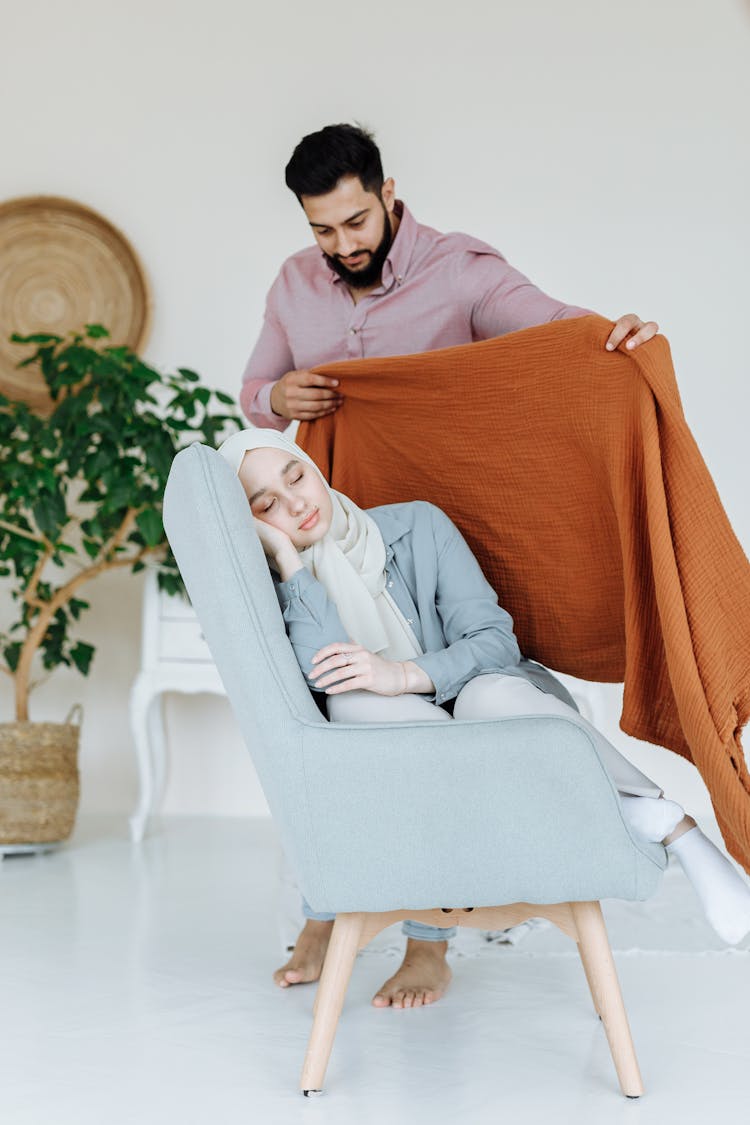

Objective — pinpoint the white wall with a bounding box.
[2,0,748,822]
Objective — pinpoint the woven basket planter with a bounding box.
[0,709,81,845]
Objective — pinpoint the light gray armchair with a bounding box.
[163,443,667,1097]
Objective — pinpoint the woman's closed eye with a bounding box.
[256,473,303,512]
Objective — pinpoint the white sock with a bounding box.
[619,795,685,842]
[667,827,750,945]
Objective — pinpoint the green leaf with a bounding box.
[3,641,21,673]
[177,367,201,382]
[104,345,130,362]
[135,509,164,547]
[62,344,96,377]
[85,324,110,339]
[31,491,67,538]
[81,517,104,539]
[214,390,236,405]
[98,384,117,410]
[69,641,95,675]
[157,570,186,598]
[39,610,68,670]
[10,332,62,344]
[68,597,90,621]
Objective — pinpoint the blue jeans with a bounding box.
[302,899,457,941]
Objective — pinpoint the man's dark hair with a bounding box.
[285,123,384,201]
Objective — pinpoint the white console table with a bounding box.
[129,568,227,841]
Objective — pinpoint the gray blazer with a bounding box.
[274,500,575,708]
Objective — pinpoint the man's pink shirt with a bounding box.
[240,202,591,429]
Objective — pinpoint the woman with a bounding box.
[218,429,750,1008]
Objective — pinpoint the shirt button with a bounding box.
[406,618,414,625]
[397,275,403,283]
[350,327,357,334]
[387,581,394,588]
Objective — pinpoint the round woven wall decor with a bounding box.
[0,195,151,414]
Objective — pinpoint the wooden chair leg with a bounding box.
[300,912,365,1096]
[576,932,601,1019]
[570,901,644,1098]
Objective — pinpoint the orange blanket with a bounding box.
[298,315,750,874]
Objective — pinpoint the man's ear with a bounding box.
[381,177,396,213]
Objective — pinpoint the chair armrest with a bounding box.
[292,713,666,914]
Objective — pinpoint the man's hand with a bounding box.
[269,369,344,421]
[605,314,659,352]
[308,642,406,696]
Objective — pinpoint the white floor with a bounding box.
[1,816,749,1125]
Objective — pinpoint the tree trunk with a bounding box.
[11,541,154,721]
[14,611,53,721]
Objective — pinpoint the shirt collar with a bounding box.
[324,200,418,293]
[379,200,417,291]
[369,506,412,556]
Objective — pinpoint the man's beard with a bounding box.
[324,205,393,289]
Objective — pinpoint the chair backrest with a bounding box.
[164,443,324,856]
[164,443,667,913]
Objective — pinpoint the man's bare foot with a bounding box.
[274,919,334,988]
[372,939,452,1009]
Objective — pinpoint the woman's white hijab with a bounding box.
[217,429,420,660]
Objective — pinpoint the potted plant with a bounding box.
[0,325,241,846]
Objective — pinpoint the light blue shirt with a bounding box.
[274,500,575,708]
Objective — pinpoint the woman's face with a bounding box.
[238,447,333,549]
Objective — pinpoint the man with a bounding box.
[240,123,657,429]
[240,124,659,1008]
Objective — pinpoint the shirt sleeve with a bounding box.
[412,505,523,704]
[274,565,352,692]
[460,250,594,340]
[239,282,294,430]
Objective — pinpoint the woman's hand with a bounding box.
[252,518,303,581]
[309,642,407,696]
[253,517,293,559]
